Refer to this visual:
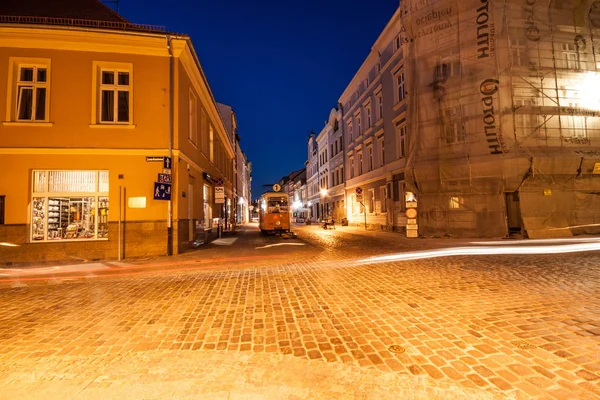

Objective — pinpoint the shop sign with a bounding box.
[215,186,225,198]
[128,197,147,208]
[153,183,171,200]
[146,156,163,162]
[163,157,172,169]
[544,188,552,196]
[158,173,172,184]
[593,162,600,174]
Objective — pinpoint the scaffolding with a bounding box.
[401,0,600,237]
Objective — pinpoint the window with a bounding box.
[348,122,353,142]
[209,125,214,161]
[395,70,405,103]
[189,90,198,145]
[444,107,465,144]
[350,157,355,178]
[31,170,109,242]
[396,121,406,158]
[357,114,362,135]
[335,140,338,154]
[14,64,49,122]
[340,166,344,183]
[358,152,363,175]
[510,38,526,67]
[377,62,381,74]
[514,98,541,138]
[204,185,212,228]
[368,189,375,213]
[380,186,387,213]
[562,42,580,69]
[376,92,383,120]
[331,144,334,158]
[449,196,463,209]
[366,105,372,128]
[0,195,4,224]
[379,138,385,166]
[99,69,131,123]
[368,146,374,171]
[394,35,401,52]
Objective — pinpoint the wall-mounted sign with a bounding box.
[128,197,147,208]
[593,162,600,174]
[163,156,172,169]
[146,156,163,162]
[158,173,172,184]
[153,183,171,200]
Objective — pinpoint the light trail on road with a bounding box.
[357,240,600,265]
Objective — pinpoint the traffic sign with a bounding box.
[163,156,172,169]
[356,187,363,202]
[216,178,224,186]
[273,184,281,192]
[158,173,172,184]
[406,208,418,219]
[153,183,171,200]
[356,187,362,195]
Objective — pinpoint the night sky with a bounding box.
[114,0,399,198]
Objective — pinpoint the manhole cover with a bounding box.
[388,345,406,354]
[511,340,536,349]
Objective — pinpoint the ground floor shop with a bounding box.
[0,152,231,264]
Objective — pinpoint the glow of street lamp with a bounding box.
[320,189,328,196]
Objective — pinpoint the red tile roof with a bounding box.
[0,0,127,22]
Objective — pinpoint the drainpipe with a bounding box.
[167,35,174,256]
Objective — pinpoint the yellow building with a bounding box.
[0,2,235,263]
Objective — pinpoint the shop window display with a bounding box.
[31,171,109,242]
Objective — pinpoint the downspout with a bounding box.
[167,35,174,256]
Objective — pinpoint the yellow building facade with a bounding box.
[0,21,235,263]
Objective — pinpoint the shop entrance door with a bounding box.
[188,183,194,242]
[505,192,523,236]
[0,195,4,224]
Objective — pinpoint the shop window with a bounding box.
[31,170,109,242]
[449,196,463,209]
[203,185,212,229]
[368,189,375,213]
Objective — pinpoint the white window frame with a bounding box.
[396,121,406,158]
[14,63,50,122]
[358,152,363,175]
[561,42,580,70]
[92,61,133,126]
[368,145,374,171]
[376,91,383,121]
[394,68,406,104]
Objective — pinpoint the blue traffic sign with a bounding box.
[153,182,172,200]
[163,156,172,169]
[158,173,172,184]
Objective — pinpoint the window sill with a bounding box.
[392,101,405,112]
[2,121,53,127]
[30,238,109,244]
[89,124,136,129]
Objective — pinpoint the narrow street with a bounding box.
[0,224,599,399]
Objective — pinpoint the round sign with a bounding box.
[356,187,362,195]
[405,208,418,219]
[273,184,281,192]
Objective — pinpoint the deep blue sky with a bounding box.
[115,0,398,198]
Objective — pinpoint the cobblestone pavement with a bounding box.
[0,224,599,399]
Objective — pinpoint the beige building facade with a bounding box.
[0,10,235,263]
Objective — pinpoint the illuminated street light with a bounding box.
[580,72,600,110]
[320,188,328,196]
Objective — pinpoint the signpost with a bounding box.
[355,187,366,230]
[273,183,281,192]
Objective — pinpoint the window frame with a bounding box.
[394,67,406,105]
[7,58,52,124]
[92,61,134,126]
[396,120,406,158]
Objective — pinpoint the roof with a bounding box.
[0,0,166,33]
[0,0,126,22]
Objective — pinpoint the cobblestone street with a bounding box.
[0,224,599,399]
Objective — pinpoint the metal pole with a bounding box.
[118,185,122,261]
[167,35,174,256]
[362,201,367,231]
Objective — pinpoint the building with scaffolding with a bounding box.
[401,0,600,238]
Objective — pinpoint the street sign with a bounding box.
[405,208,418,219]
[158,173,172,184]
[215,186,225,199]
[356,187,363,202]
[273,184,281,192]
[216,178,224,186]
[215,198,225,204]
[163,156,172,169]
[356,187,362,195]
[153,183,171,200]
[146,156,163,162]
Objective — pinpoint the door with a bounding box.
[505,192,523,235]
[0,196,4,225]
[188,183,194,241]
